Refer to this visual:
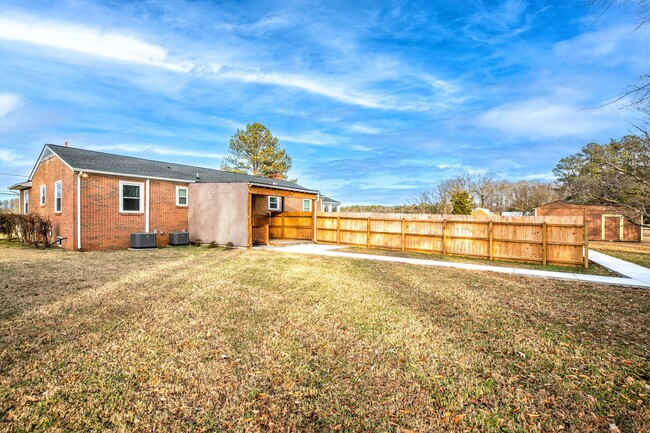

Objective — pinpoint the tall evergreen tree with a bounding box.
[221,123,292,178]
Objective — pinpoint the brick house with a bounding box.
[9,144,320,250]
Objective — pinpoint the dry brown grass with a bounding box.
[591,241,650,269]
[1,240,649,432]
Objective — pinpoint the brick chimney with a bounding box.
[268,172,284,180]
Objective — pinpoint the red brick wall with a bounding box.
[150,182,190,247]
[29,156,76,249]
[284,196,313,212]
[80,174,189,250]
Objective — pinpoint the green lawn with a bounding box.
[336,246,616,276]
[1,240,649,432]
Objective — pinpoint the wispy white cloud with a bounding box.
[0,13,193,72]
[0,13,463,112]
[475,99,627,138]
[0,93,23,118]
[462,0,536,43]
[85,144,225,159]
[212,68,420,110]
[553,23,650,70]
[0,147,32,167]
[277,130,341,146]
[349,123,386,135]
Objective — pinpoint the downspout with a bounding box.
[77,171,83,250]
[145,179,150,232]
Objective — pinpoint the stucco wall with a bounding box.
[188,183,249,246]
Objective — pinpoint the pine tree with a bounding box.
[221,123,292,178]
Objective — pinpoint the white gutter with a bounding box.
[77,171,83,250]
[71,168,194,184]
[145,179,150,233]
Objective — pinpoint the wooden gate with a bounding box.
[269,212,313,240]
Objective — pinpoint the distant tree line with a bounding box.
[343,131,649,226]
[342,177,558,216]
[0,199,18,213]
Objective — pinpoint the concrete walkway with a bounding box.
[265,244,650,289]
[588,250,650,285]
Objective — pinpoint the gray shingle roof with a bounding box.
[321,196,341,204]
[45,144,317,193]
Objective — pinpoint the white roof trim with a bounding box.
[28,145,73,180]
[249,182,318,195]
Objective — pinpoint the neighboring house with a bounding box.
[501,211,523,217]
[9,144,319,250]
[535,200,643,242]
[318,196,341,212]
[471,208,493,218]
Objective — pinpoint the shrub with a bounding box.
[2,213,53,248]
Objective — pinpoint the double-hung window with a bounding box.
[176,186,188,206]
[268,196,281,211]
[40,185,46,206]
[23,190,28,214]
[119,181,144,213]
[303,199,312,212]
[54,180,62,213]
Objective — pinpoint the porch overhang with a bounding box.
[248,183,318,199]
[8,181,32,191]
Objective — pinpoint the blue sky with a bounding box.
[1,0,648,205]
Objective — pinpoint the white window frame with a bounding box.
[119,181,144,213]
[54,180,62,213]
[40,184,46,206]
[23,190,28,214]
[268,196,281,211]
[303,199,312,212]
[176,186,188,207]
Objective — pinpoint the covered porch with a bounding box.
[248,185,318,247]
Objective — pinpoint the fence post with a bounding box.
[542,221,547,266]
[366,216,371,248]
[281,213,285,239]
[336,215,341,245]
[442,219,447,255]
[401,218,406,251]
[488,220,493,260]
[584,224,589,268]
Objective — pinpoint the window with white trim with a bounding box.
[119,181,144,213]
[176,186,188,206]
[40,184,46,206]
[23,190,28,214]
[54,180,62,213]
[303,199,312,212]
[268,196,281,211]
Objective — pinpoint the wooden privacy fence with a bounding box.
[309,212,588,267]
[269,212,314,240]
